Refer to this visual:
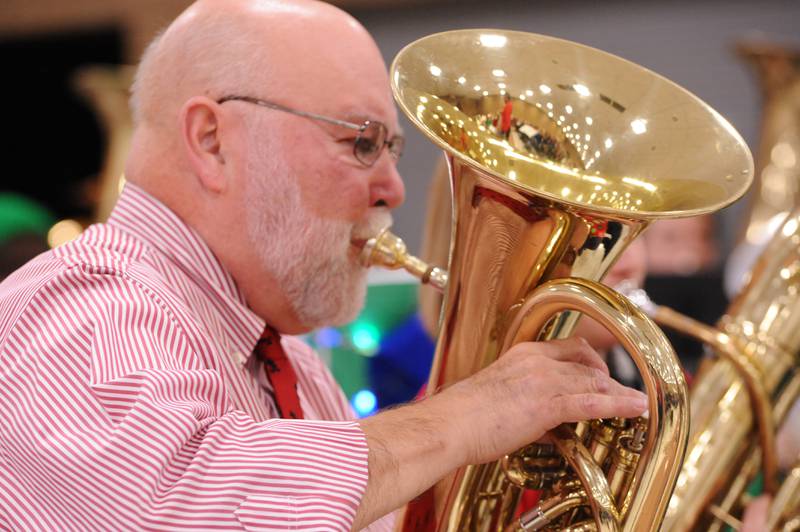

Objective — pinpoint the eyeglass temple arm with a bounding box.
[217,95,363,132]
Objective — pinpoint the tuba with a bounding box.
[623,207,800,531]
[725,41,800,295]
[735,41,800,249]
[616,40,800,531]
[359,30,753,530]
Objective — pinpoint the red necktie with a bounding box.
[253,325,304,420]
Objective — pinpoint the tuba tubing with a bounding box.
[361,232,687,531]
[499,278,687,531]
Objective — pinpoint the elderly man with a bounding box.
[0,0,648,529]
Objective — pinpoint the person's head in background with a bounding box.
[643,216,719,276]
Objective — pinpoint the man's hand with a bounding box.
[353,336,647,529]
[444,337,648,465]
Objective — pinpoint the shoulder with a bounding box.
[0,226,198,368]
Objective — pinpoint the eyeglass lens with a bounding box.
[354,122,386,166]
[354,122,404,166]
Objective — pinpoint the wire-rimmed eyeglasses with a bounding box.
[217,95,404,167]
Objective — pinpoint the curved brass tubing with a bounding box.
[501,278,688,532]
[651,306,778,494]
[766,459,800,531]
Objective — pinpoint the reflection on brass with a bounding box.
[620,281,780,496]
[736,41,800,246]
[358,30,753,531]
[624,209,800,531]
[768,460,800,531]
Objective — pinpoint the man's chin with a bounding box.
[295,270,368,330]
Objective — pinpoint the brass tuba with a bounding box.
[359,30,753,531]
[622,206,800,531]
[615,40,800,531]
[726,41,800,295]
[735,41,800,249]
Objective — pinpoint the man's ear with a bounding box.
[180,96,228,193]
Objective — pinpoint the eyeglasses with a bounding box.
[217,95,404,167]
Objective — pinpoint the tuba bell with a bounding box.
[359,29,753,531]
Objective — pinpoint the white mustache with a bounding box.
[351,209,393,241]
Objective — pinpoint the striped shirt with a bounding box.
[0,184,391,531]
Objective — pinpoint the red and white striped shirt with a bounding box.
[0,184,391,531]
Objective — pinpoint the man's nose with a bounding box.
[369,155,406,209]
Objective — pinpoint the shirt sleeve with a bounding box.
[0,267,369,531]
[280,338,397,532]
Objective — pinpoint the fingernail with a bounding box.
[635,395,648,411]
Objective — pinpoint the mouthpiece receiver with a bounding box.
[358,228,448,291]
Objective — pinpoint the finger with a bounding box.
[555,362,609,380]
[741,495,771,532]
[593,375,647,400]
[616,383,647,400]
[552,393,648,423]
[538,337,610,375]
[547,363,647,406]
[554,371,621,395]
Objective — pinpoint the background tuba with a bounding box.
[618,39,800,532]
[361,30,753,530]
[624,206,800,531]
[725,41,800,296]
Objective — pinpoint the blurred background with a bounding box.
[1,0,798,414]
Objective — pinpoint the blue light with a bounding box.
[352,389,378,417]
[315,327,343,349]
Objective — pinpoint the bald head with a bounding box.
[130,0,388,128]
[122,0,405,332]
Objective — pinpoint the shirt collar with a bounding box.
[108,183,265,353]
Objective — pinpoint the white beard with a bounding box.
[244,140,391,329]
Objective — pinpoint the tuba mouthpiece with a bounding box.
[357,228,448,291]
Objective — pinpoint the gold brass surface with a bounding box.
[392,30,752,219]
[618,299,780,495]
[72,65,134,222]
[736,41,800,246]
[656,208,800,531]
[768,461,800,531]
[363,29,753,531]
[500,279,686,531]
